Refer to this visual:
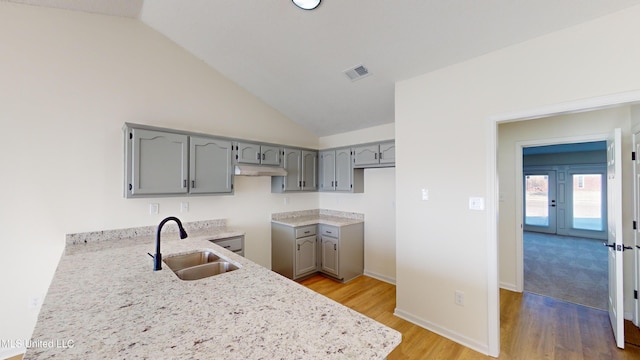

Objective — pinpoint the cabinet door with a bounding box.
[261,145,281,166]
[302,150,317,191]
[353,144,380,166]
[319,150,336,191]
[335,148,352,191]
[320,236,339,277]
[130,129,188,196]
[236,142,261,164]
[190,136,233,194]
[379,142,395,165]
[283,149,301,191]
[295,235,317,277]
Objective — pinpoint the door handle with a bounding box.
[603,242,615,248]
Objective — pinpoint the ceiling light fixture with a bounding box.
[292,0,321,10]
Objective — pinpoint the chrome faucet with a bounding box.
[149,216,188,271]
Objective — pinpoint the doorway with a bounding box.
[493,101,635,354]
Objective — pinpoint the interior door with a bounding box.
[523,170,557,234]
[633,128,640,327]
[606,128,624,349]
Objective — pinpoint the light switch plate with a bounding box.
[469,197,484,211]
[421,188,429,201]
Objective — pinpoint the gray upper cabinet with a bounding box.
[302,150,317,191]
[126,128,188,197]
[272,148,317,192]
[236,142,280,166]
[319,148,362,192]
[353,141,395,168]
[189,136,233,194]
[319,150,336,191]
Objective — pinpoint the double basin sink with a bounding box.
[163,250,239,281]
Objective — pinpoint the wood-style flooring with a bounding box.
[299,274,640,359]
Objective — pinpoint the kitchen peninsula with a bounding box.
[25,219,401,359]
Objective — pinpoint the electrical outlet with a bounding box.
[454,290,465,306]
[28,295,41,309]
[180,202,189,213]
[421,188,429,201]
[149,203,159,215]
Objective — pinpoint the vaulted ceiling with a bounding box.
[9,0,640,136]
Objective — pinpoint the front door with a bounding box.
[606,128,624,349]
[523,170,557,234]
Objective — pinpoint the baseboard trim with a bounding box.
[0,347,25,359]
[363,270,396,285]
[393,308,489,355]
[500,282,518,292]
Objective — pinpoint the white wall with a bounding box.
[0,4,319,357]
[319,123,396,283]
[498,107,634,317]
[396,5,640,355]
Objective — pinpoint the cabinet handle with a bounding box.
[191,180,195,188]
[326,231,332,234]
[262,153,266,160]
[304,231,310,234]
[379,152,383,159]
[375,152,378,159]
[183,179,187,188]
[257,153,261,161]
[299,181,302,187]
[297,244,300,251]
[334,244,337,251]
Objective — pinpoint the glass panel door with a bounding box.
[524,171,557,233]
[571,173,604,231]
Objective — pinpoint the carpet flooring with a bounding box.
[524,231,608,310]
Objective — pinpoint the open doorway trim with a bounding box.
[486,89,640,357]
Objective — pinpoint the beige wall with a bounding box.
[319,123,396,283]
[396,5,640,355]
[497,107,634,317]
[0,4,320,357]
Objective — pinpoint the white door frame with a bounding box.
[514,134,610,292]
[487,89,640,357]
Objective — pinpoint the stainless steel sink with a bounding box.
[163,250,221,272]
[173,261,239,281]
[163,250,239,281]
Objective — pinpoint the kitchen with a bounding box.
[4,1,640,359]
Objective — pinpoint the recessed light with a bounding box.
[292,0,321,10]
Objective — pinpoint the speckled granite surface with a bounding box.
[25,220,400,359]
[271,209,364,227]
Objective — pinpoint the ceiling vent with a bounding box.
[343,64,371,81]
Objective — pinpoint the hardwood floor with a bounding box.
[299,274,640,359]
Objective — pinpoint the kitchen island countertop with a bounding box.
[25,220,401,359]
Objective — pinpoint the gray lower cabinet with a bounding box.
[272,222,364,282]
[125,128,189,197]
[209,235,244,257]
[353,141,395,168]
[271,223,318,280]
[272,148,317,192]
[319,148,362,192]
[318,224,363,282]
[236,142,281,166]
[190,136,233,194]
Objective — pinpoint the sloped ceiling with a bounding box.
[8,0,640,136]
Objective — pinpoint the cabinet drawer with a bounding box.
[295,226,317,238]
[319,225,339,237]
[211,236,243,252]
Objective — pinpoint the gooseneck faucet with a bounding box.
[149,216,188,271]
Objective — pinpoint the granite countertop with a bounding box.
[25,220,400,359]
[271,209,365,227]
